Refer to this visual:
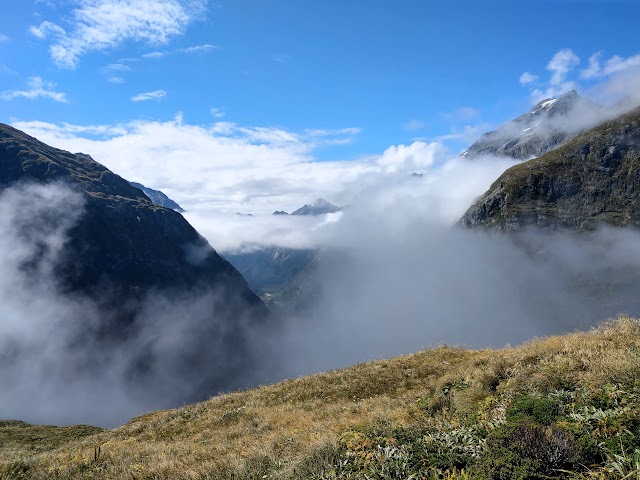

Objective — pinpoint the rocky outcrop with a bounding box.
[459,105,640,231]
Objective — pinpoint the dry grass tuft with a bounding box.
[1,315,639,479]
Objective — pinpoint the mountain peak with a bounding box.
[291,198,342,216]
[461,90,602,160]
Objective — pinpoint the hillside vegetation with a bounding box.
[2,316,640,479]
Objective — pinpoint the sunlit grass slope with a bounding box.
[2,316,640,479]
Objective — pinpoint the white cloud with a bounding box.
[131,89,167,102]
[0,34,9,42]
[141,44,217,60]
[210,107,225,118]
[142,51,166,59]
[521,48,581,103]
[101,63,132,72]
[10,117,422,218]
[435,123,492,144]
[100,63,132,83]
[547,48,580,86]
[580,51,640,80]
[581,51,602,79]
[604,53,640,76]
[28,21,65,40]
[0,76,68,102]
[376,141,446,174]
[30,0,208,69]
[177,44,217,54]
[519,71,538,85]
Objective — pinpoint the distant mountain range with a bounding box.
[223,246,316,301]
[272,198,342,216]
[462,90,602,160]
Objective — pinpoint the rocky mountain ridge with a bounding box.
[462,90,602,160]
[460,104,640,231]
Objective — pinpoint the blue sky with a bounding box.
[1,0,640,245]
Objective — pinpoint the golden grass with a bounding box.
[1,315,639,479]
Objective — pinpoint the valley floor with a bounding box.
[2,316,640,479]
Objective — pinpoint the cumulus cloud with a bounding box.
[29,0,208,69]
[131,89,167,101]
[0,76,68,102]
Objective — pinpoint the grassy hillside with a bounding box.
[2,316,640,479]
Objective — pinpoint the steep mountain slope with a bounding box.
[223,246,315,300]
[0,123,266,417]
[2,316,639,479]
[129,181,184,212]
[460,105,640,231]
[462,90,601,160]
[0,123,262,309]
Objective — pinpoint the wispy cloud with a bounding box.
[142,44,217,60]
[520,48,580,103]
[547,48,580,86]
[0,34,9,42]
[131,90,167,102]
[272,53,291,63]
[0,76,68,102]
[403,119,425,132]
[519,71,538,85]
[210,107,225,118]
[142,51,166,59]
[177,44,217,54]
[100,63,132,83]
[440,107,479,122]
[29,0,208,69]
[581,51,640,79]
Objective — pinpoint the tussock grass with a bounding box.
[1,316,640,479]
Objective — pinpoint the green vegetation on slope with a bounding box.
[2,317,640,479]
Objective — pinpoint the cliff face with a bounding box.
[460,106,640,231]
